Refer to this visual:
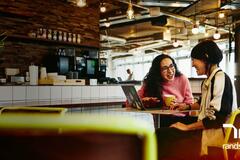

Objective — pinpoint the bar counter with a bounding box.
[0,85,127,107]
[0,98,125,108]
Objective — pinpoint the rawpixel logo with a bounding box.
[223,124,239,139]
[222,124,240,150]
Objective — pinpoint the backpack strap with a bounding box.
[210,70,222,101]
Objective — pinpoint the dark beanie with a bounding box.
[191,40,223,64]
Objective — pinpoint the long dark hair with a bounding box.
[143,54,182,99]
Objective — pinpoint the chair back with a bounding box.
[223,109,240,160]
[0,114,157,160]
[0,106,67,115]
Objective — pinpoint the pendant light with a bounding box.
[104,18,110,27]
[213,29,221,39]
[100,3,106,13]
[68,0,86,7]
[76,0,86,7]
[173,40,179,48]
[192,3,199,34]
[213,16,221,39]
[126,0,134,19]
[218,12,225,19]
[173,19,179,47]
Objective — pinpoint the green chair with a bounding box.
[0,106,67,115]
[222,109,240,160]
[203,109,240,160]
[0,114,157,160]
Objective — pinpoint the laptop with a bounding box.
[121,85,160,111]
[121,85,192,114]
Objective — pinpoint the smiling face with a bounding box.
[192,58,207,75]
[160,58,175,81]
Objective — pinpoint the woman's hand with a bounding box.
[170,122,190,131]
[170,103,190,110]
[142,97,160,108]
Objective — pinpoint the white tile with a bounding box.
[62,86,72,100]
[26,86,38,101]
[81,86,91,99]
[51,86,62,100]
[119,86,125,98]
[99,86,108,98]
[115,86,125,98]
[0,86,12,101]
[90,86,99,99]
[39,86,50,100]
[13,86,26,101]
[107,86,118,98]
[72,86,82,99]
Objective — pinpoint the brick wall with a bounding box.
[0,0,99,75]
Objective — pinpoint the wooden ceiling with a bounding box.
[99,0,240,52]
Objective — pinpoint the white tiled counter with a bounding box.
[0,85,132,107]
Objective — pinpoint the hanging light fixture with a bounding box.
[76,0,86,7]
[192,24,199,34]
[218,12,225,19]
[172,19,179,47]
[213,29,221,39]
[192,3,199,34]
[166,27,170,33]
[68,0,86,7]
[126,0,134,19]
[173,39,179,47]
[204,31,209,37]
[104,19,110,27]
[100,3,106,13]
[213,14,220,39]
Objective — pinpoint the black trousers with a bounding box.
[160,115,198,128]
[156,127,202,160]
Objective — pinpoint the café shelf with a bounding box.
[7,34,96,48]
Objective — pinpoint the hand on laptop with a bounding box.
[171,103,190,111]
[142,97,160,108]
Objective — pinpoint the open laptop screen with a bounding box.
[121,85,145,110]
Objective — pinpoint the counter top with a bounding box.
[0,98,126,108]
[0,83,141,86]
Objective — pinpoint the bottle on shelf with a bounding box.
[52,30,58,40]
[68,32,72,42]
[58,31,63,41]
[25,72,30,82]
[63,32,67,42]
[47,29,52,40]
[77,34,81,43]
[42,28,47,39]
[72,33,76,43]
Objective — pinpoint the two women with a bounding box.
[157,40,237,159]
